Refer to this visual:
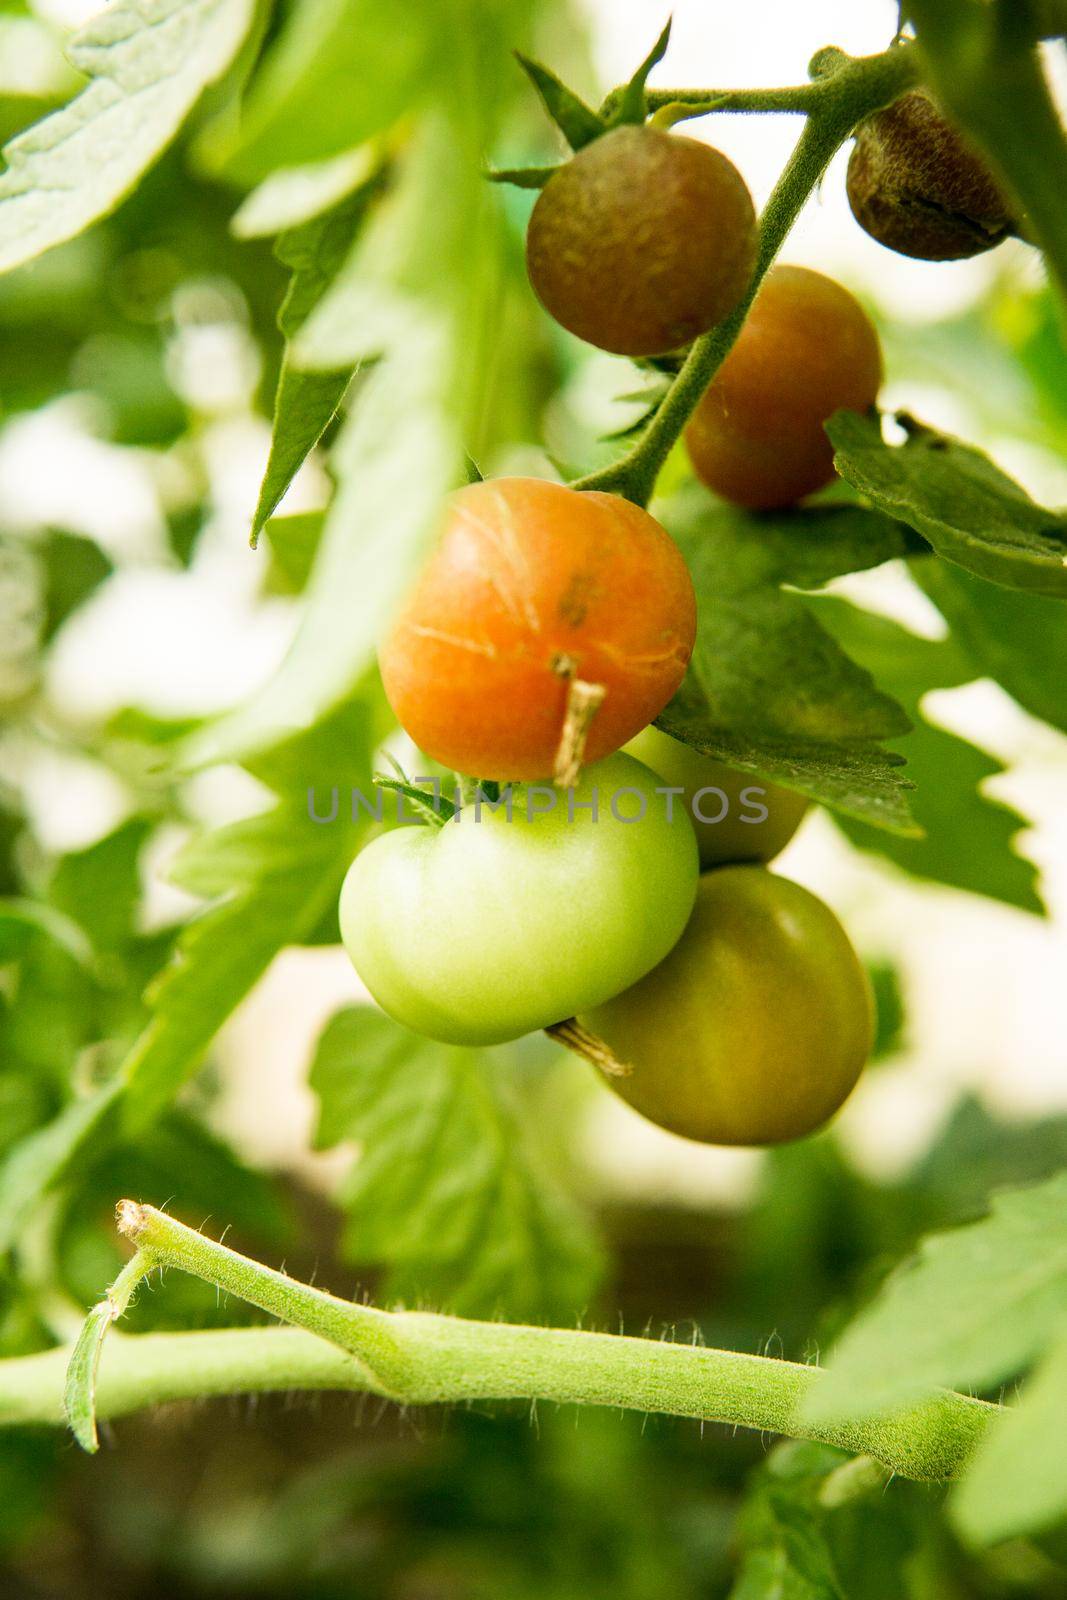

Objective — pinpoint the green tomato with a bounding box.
[626,725,809,869]
[583,866,873,1146]
[340,752,698,1046]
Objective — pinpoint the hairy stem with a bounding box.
[576,45,919,507]
[36,1202,1000,1481]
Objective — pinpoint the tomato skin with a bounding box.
[684,265,883,510]
[847,91,1013,261]
[626,726,809,868]
[340,753,699,1047]
[583,866,872,1146]
[526,125,757,356]
[379,478,697,782]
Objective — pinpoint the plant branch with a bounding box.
[575,46,918,506]
[35,1202,1001,1481]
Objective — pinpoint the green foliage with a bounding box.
[828,410,1067,595]
[656,490,917,832]
[310,1008,603,1320]
[811,594,1043,912]
[515,53,605,151]
[0,0,257,274]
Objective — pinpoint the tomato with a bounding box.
[684,265,883,510]
[340,752,699,1046]
[847,90,1013,261]
[526,125,757,357]
[582,866,872,1145]
[626,725,809,868]
[379,478,697,782]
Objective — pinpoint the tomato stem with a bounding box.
[26,1201,998,1482]
[545,1016,631,1076]
[551,655,607,787]
[574,44,919,508]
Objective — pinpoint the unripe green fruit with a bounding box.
[846,90,1014,261]
[626,726,809,868]
[340,753,698,1046]
[583,867,873,1146]
[526,124,757,357]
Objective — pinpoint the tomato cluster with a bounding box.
[332,80,993,1147]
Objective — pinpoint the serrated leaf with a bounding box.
[311,1007,603,1320]
[0,0,256,275]
[118,700,372,1129]
[917,560,1067,736]
[810,595,1043,914]
[250,175,379,541]
[828,411,1067,596]
[805,1170,1067,1427]
[952,1324,1067,1547]
[64,1250,149,1452]
[231,146,379,238]
[610,19,672,127]
[656,491,917,833]
[485,163,561,189]
[515,53,605,151]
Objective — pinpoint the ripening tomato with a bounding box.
[340,753,699,1046]
[684,265,883,509]
[626,725,809,868]
[379,478,697,781]
[526,124,757,356]
[582,866,873,1145]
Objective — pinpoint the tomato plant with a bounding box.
[340,753,698,1045]
[378,476,697,781]
[583,867,873,1145]
[1,3,1067,1596]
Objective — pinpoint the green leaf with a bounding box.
[231,146,379,238]
[310,1007,603,1320]
[0,0,256,275]
[804,1170,1067,1427]
[262,511,324,593]
[0,1080,122,1253]
[207,0,436,181]
[828,411,1067,596]
[610,19,672,127]
[515,53,606,151]
[64,1250,149,1452]
[37,529,112,641]
[119,700,372,1128]
[953,1325,1067,1547]
[250,175,380,542]
[48,819,152,953]
[183,110,508,770]
[731,1443,849,1600]
[809,595,1043,914]
[918,559,1067,736]
[657,491,917,833]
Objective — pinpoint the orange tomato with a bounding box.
[379,478,697,781]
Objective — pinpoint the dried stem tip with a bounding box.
[546,1017,632,1078]
[116,1199,147,1240]
[552,655,606,788]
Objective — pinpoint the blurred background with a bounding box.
[1,0,1066,1595]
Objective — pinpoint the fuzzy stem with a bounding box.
[22,1202,1000,1481]
[575,45,919,507]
